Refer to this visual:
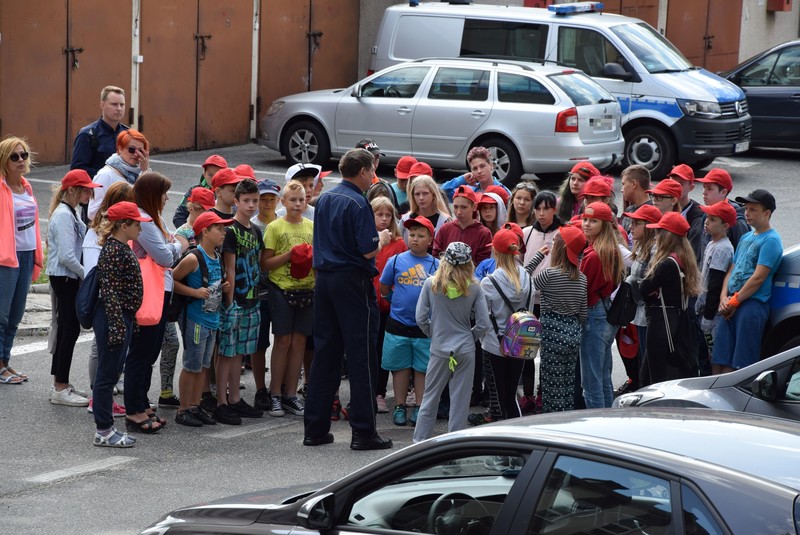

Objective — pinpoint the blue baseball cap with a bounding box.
[256,179,280,196]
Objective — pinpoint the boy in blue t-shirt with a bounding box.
[172,212,232,427]
[379,216,439,426]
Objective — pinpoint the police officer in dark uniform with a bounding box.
[303,149,393,450]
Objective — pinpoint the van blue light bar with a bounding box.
[548,2,604,15]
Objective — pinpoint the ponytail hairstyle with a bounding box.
[549,232,580,280]
[90,181,134,231]
[48,185,84,217]
[494,248,522,293]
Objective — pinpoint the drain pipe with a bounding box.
[130,0,142,130]
[250,0,260,140]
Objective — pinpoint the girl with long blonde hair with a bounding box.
[401,175,452,246]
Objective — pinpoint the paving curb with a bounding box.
[29,284,50,294]
[17,325,51,338]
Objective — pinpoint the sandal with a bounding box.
[0,367,23,385]
[5,367,28,381]
[94,428,136,448]
[146,410,167,427]
[125,417,162,434]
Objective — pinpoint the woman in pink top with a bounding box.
[0,137,44,384]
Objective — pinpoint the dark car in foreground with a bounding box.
[722,39,800,149]
[614,346,800,424]
[142,409,800,534]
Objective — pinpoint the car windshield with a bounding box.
[611,23,692,74]
[548,71,615,106]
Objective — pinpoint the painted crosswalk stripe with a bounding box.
[10,333,93,356]
[25,457,136,484]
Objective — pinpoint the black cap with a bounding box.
[735,189,776,212]
[355,138,383,156]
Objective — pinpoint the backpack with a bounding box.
[605,279,638,327]
[488,275,542,359]
[165,248,219,323]
[75,266,100,329]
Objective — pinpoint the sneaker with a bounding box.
[298,383,309,400]
[158,394,180,409]
[86,399,126,417]
[254,387,271,411]
[614,378,635,398]
[94,428,135,448]
[68,384,89,398]
[200,392,217,413]
[175,410,204,427]
[330,398,341,421]
[467,412,495,426]
[230,398,263,418]
[393,404,407,426]
[281,396,305,416]
[114,377,125,395]
[268,396,285,417]
[376,395,389,413]
[50,386,90,407]
[409,405,420,426]
[191,407,217,425]
[213,404,242,425]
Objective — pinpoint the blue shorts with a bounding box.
[382,332,431,373]
[181,318,215,373]
[219,305,260,358]
[711,298,769,369]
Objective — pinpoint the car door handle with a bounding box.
[397,106,412,115]
[471,110,486,118]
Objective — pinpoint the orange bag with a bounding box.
[136,255,166,326]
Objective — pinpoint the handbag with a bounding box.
[136,255,166,326]
[75,266,100,329]
[606,280,638,327]
[282,288,314,308]
[658,256,698,369]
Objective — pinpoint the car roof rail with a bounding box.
[460,54,574,69]
[412,56,542,71]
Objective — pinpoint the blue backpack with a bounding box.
[75,266,100,329]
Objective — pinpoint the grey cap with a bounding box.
[443,242,472,266]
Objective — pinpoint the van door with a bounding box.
[334,65,431,157]
[411,66,492,160]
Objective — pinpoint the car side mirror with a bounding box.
[352,84,363,98]
[297,492,335,530]
[602,62,633,81]
[751,370,778,401]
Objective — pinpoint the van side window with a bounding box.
[428,67,490,101]
[361,66,430,99]
[497,73,555,105]
[558,27,623,77]
[461,19,548,61]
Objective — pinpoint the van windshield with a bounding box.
[611,23,692,74]
[549,72,615,106]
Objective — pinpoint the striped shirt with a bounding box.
[526,251,587,322]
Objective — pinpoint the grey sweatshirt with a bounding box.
[480,265,533,356]
[416,277,491,358]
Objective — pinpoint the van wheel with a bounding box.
[624,126,675,181]
[777,334,800,354]
[479,138,522,187]
[281,121,331,166]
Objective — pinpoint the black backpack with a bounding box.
[165,248,219,323]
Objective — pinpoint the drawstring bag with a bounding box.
[136,255,166,326]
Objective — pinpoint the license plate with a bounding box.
[734,141,749,153]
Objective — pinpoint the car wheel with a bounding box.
[624,125,675,181]
[281,120,331,166]
[479,138,522,187]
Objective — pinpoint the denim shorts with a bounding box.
[382,332,431,373]
[181,318,215,372]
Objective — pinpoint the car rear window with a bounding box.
[497,72,555,105]
[548,72,615,106]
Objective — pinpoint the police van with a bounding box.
[369,1,751,179]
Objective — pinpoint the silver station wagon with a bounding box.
[260,58,624,183]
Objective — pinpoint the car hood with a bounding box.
[278,87,350,103]
[649,68,745,103]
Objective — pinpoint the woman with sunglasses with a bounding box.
[0,137,44,384]
[88,129,150,219]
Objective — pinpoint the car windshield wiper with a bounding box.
[650,68,688,74]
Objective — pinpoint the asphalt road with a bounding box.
[3,143,798,534]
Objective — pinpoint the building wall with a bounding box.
[739,0,800,61]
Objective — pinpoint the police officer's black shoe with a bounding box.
[350,432,393,451]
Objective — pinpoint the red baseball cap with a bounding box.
[646,211,690,236]
[559,224,586,266]
[623,203,662,224]
[485,185,511,206]
[581,176,613,198]
[492,228,521,255]
[502,222,524,240]
[192,211,234,236]
[582,201,614,222]
[395,156,418,179]
[408,161,433,178]
[61,169,101,190]
[570,162,600,180]
[453,185,478,205]
[234,164,256,180]
[107,201,152,222]
[202,154,228,169]
[700,200,737,228]
[668,163,694,183]
[696,168,733,192]
[477,193,498,206]
[647,179,682,198]
[403,215,435,236]
[211,168,241,190]
[188,187,216,210]
[290,242,314,279]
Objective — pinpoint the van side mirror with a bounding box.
[602,62,633,81]
[751,370,778,401]
[352,84,363,98]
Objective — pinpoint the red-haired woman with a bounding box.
[88,129,150,219]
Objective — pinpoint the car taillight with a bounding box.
[555,107,578,133]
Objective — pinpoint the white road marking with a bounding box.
[11,333,93,356]
[208,418,298,439]
[25,456,136,484]
[713,157,761,168]
[149,159,284,178]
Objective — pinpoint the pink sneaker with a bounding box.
[87,398,127,418]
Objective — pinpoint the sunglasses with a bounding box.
[9,151,29,162]
[126,146,140,155]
